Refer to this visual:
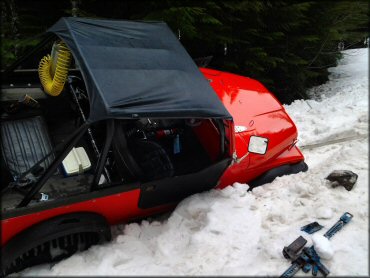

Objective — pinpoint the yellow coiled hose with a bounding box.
[38,42,72,96]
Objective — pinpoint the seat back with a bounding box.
[1,116,54,180]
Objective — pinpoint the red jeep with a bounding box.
[1,17,307,275]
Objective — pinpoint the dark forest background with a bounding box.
[1,0,369,103]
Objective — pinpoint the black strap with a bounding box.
[16,124,82,182]
[17,149,55,181]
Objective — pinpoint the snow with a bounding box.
[19,48,369,276]
[315,206,333,219]
[312,234,334,260]
[286,48,368,147]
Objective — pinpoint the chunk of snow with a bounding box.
[312,234,334,259]
[316,207,333,219]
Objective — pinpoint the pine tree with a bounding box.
[1,0,368,102]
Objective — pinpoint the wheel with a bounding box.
[1,212,111,276]
[248,161,308,190]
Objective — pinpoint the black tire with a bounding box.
[248,161,308,190]
[1,212,111,276]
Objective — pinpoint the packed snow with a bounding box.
[312,234,334,260]
[19,48,368,276]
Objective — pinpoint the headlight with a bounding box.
[234,125,248,133]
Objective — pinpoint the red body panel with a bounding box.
[1,68,304,246]
[199,68,304,187]
[1,189,173,245]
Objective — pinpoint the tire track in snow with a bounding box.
[300,133,368,150]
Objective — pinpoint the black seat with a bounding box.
[112,123,174,182]
[0,115,54,186]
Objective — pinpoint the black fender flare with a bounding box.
[248,161,308,190]
[2,212,111,276]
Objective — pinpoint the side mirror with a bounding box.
[248,136,268,155]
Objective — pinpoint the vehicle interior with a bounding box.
[1,39,231,212]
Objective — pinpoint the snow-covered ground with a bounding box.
[19,48,368,276]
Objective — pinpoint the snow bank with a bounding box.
[285,49,368,147]
[20,48,369,276]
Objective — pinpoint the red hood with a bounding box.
[200,67,284,127]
